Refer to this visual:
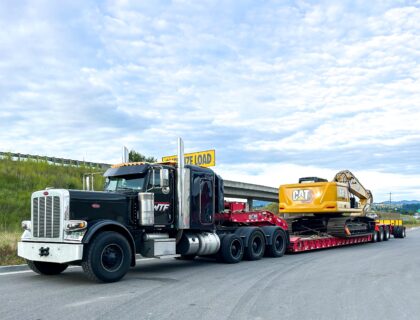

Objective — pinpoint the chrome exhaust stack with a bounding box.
[177,137,190,229]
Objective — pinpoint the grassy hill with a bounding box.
[0,156,106,265]
[0,156,105,232]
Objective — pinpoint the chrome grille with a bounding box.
[32,195,61,238]
[53,197,60,237]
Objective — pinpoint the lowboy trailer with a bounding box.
[222,202,405,253]
[17,139,405,282]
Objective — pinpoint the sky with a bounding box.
[0,0,419,201]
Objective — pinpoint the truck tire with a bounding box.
[383,226,390,241]
[393,226,400,238]
[266,228,287,257]
[371,230,378,243]
[26,260,68,275]
[244,230,265,261]
[402,227,406,238]
[82,231,131,283]
[220,234,243,264]
[377,227,384,242]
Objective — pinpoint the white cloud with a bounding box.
[0,0,419,201]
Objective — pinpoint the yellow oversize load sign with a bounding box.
[162,150,215,167]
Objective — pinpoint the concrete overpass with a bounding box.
[224,180,278,210]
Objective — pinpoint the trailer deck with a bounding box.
[288,234,373,253]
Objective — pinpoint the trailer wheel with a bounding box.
[220,234,243,264]
[266,229,287,257]
[383,226,390,241]
[393,226,400,238]
[395,226,406,238]
[371,230,378,243]
[26,260,68,275]
[82,231,131,283]
[244,230,265,261]
[377,227,384,242]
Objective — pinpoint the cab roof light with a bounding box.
[111,161,177,168]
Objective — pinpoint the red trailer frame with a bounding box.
[218,203,405,254]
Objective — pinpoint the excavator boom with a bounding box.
[333,170,373,214]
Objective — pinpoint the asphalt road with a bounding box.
[1,229,419,320]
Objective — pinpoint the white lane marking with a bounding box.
[0,266,79,276]
[0,264,26,269]
[0,270,33,276]
[408,227,420,232]
[0,258,161,276]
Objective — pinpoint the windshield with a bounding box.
[104,174,146,192]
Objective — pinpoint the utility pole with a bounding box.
[389,192,392,206]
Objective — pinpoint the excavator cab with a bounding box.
[298,177,328,183]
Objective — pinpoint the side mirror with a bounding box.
[160,169,169,188]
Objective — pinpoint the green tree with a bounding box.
[128,150,157,163]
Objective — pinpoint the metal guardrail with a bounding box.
[0,152,278,203]
[0,152,111,169]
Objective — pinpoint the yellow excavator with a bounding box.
[279,170,375,238]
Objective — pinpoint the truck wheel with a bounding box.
[402,227,406,238]
[82,231,131,283]
[220,234,243,264]
[383,226,390,241]
[27,260,68,275]
[371,230,378,243]
[377,227,384,242]
[266,229,287,257]
[244,230,265,261]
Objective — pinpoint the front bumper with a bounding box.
[18,241,84,264]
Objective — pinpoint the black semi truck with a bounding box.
[18,139,289,282]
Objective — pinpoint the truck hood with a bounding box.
[68,190,132,224]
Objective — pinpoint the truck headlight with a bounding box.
[65,220,87,231]
[64,220,87,241]
[22,220,31,231]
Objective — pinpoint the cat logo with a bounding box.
[292,189,312,202]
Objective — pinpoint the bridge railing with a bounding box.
[0,151,111,169]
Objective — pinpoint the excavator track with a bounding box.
[327,217,372,238]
